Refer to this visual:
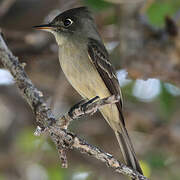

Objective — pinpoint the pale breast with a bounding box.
[58,41,110,99]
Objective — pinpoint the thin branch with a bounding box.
[0,33,148,180]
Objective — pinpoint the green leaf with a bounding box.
[122,81,139,102]
[0,174,5,180]
[84,0,113,10]
[158,82,174,122]
[16,128,44,153]
[147,0,180,27]
[140,160,151,178]
[47,167,66,180]
[146,152,167,169]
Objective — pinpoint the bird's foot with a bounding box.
[80,96,100,113]
[68,98,88,117]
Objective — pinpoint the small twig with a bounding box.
[0,33,148,180]
[58,148,68,168]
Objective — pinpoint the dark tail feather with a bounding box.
[115,129,143,176]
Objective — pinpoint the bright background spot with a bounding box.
[0,69,14,85]
[132,79,161,102]
[117,69,132,87]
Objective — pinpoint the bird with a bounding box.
[33,6,143,177]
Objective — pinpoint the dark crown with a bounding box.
[54,7,93,21]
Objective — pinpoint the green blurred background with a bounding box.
[0,0,180,180]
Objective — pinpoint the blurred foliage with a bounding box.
[140,161,151,178]
[47,166,66,180]
[16,128,44,153]
[147,0,180,26]
[122,82,138,102]
[146,151,167,169]
[84,0,113,10]
[158,82,175,122]
[0,175,5,180]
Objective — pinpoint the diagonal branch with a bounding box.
[0,32,149,180]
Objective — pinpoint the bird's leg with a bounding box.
[68,98,88,117]
[80,96,100,113]
[68,96,99,117]
[55,98,88,129]
[67,96,100,119]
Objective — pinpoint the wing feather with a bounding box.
[87,38,125,126]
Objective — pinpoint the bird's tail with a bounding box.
[99,104,143,177]
[115,128,143,176]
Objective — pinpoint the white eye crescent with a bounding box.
[63,18,73,27]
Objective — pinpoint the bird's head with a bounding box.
[33,7,101,46]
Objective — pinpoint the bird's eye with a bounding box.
[63,18,73,27]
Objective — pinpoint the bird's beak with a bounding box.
[33,24,54,32]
